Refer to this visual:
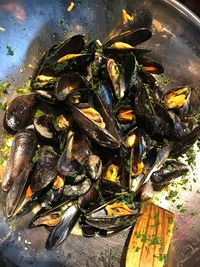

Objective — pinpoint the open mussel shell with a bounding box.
[45,35,87,65]
[43,54,93,77]
[107,58,126,100]
[133,83,174,140]
[29,200,71,228]
[102,155,124,185]
[57,130,90,177]
[85,200,140,231]
[56,73,89,101]
[34,114,55,140]
[63,178,92,197]
[53,114,72,132]
[138,57,164,74]
[108,9,152,40]
[2,129,37,193]
[130,145,171,193]
[30,208,63,228]
[69,91,121,148]
[116,107,136,123]
[100,179,127,199]
[115,102,136,132]
[163,86,191,110]
[46,203,80,250]
[107,53,137,100]
[3,94,37,134]
[87,154,102,181]
[52,174,65,201]
[36,90,57,105]
[104,28,152,49]
[31,74,56,91]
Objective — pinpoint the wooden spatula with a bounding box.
[125,202,174,267]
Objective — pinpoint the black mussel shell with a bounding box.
[34,115,55,140]
[4,94,37,133]
[29,200,71,228]
[6,164,33,217]
[151,161,189,191]
[45,35,87,65]
[69,91,121,148]
[170,124,200,156]
[56,73,89,101]
[2,129,37,192]
[36,90,57,105]
[29,146,59,195]
[46,204,80,250]
[104,28,152,49]
[78,185,100,209]
[96,82,114,111]
[57,131,90,176]
[138,57,164,74]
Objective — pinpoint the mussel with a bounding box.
[2,129,37,192]
[69,90,121,148]
[3,94,37,134]
[46,203,80,250]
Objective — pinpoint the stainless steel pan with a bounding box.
[0,1,200,266]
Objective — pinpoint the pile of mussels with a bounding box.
[1,26,200,250]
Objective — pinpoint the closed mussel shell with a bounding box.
[2,129,37,192]
[4,94,37,134]
[29,146,59,195]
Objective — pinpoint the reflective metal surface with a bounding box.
[0,0,200,266]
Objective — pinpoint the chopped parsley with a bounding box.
[141,234,148,243]
[32,149,40,163]
[16,80,32,95]
[153,253,168,262]
[150,235,162,245]
[6,45,14,56]
[135,247,140,252]
[165,190,178,201]
[59,19,65,28]
[0,100,7,111]
[158,73,173,85]
[176,204,186,213]
[0,134,13,165]
[185,146,196,169]
[168,217,174,224]
[0,81,10,95]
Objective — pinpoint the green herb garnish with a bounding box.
[153,253,168,262]
[158,73,173,85]
[6,45,14,56]
[59,19,65,28]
